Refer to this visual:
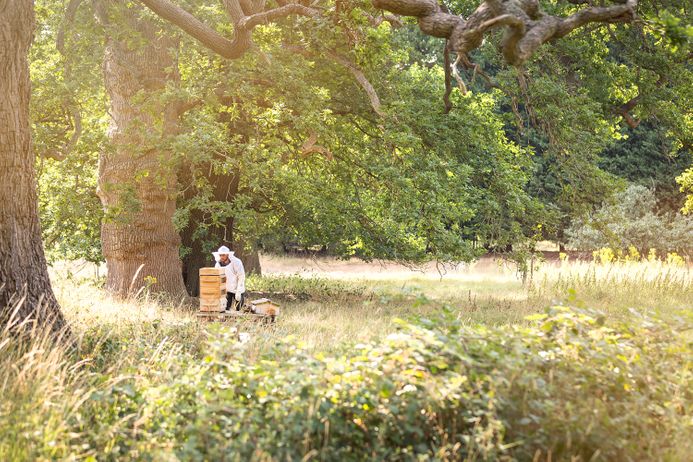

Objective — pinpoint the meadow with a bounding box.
[1,255,691,461]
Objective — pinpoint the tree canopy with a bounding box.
[23,0,692,297]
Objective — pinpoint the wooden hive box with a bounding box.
[250,298,280,316]
[199,267,226,312]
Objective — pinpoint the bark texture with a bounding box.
[96,4,187,299]
[0,0,69,335]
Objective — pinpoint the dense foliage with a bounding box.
[5,1,690,458]
[599,123,692,214]
[29,0,692,266]
[31,0,106,263]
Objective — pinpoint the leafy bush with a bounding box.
[567,184,693,254]
[247,274,368,301]
[22,305,686,461]
[678,167,693,214]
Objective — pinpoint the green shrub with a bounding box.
[247,274,368,301]
[567,184,693,255]
[677,167,693,214]
[57,305,692,461]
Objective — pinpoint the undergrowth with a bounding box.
[1,303,691,461]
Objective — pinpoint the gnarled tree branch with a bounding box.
[45,0,85,162]
[240,3,319,28]
[373,0,637,66]
[56,0,83,53]
[327,51,385,117]
[281,44,384,117]
[301,132,334,160]
[138,0,317,59]
[614,94,641,128]
[364,12,403,28]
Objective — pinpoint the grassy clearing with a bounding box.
[44,256,693,359]
[0,257,691,460]
[244,256,692,348]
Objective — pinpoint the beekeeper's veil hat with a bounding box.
[212,245,233,262]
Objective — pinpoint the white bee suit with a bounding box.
[212,247,246,295]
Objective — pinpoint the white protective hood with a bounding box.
[212,245,234,263]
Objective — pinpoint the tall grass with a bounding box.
[531,260,692,316]
[0,305,86,460]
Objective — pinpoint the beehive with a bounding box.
[199,267,226,312]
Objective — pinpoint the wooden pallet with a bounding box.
[196,310,277,324]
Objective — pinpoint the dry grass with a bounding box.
[49,255,693,352]
[258,255,691,344]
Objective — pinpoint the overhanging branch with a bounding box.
[138,0,318,59]
[327,51,385,117]
[373,0,638,66]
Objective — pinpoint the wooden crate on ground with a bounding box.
[250,298,280,317]
[199,267,226,312]
[196,299,280,324]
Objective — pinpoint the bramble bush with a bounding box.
[11,304,686,461]
[247,274,368,301]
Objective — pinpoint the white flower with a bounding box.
[396,384,418,396]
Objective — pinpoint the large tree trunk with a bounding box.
[181,230,261,297]
[96,6,186,299]
[180,221,262,297]
[179,167,261,297]
[233,235,261,276]
[0,0,68,335]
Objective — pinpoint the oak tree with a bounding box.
[0,0,68,336]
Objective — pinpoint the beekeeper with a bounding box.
[212,245,246,312]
